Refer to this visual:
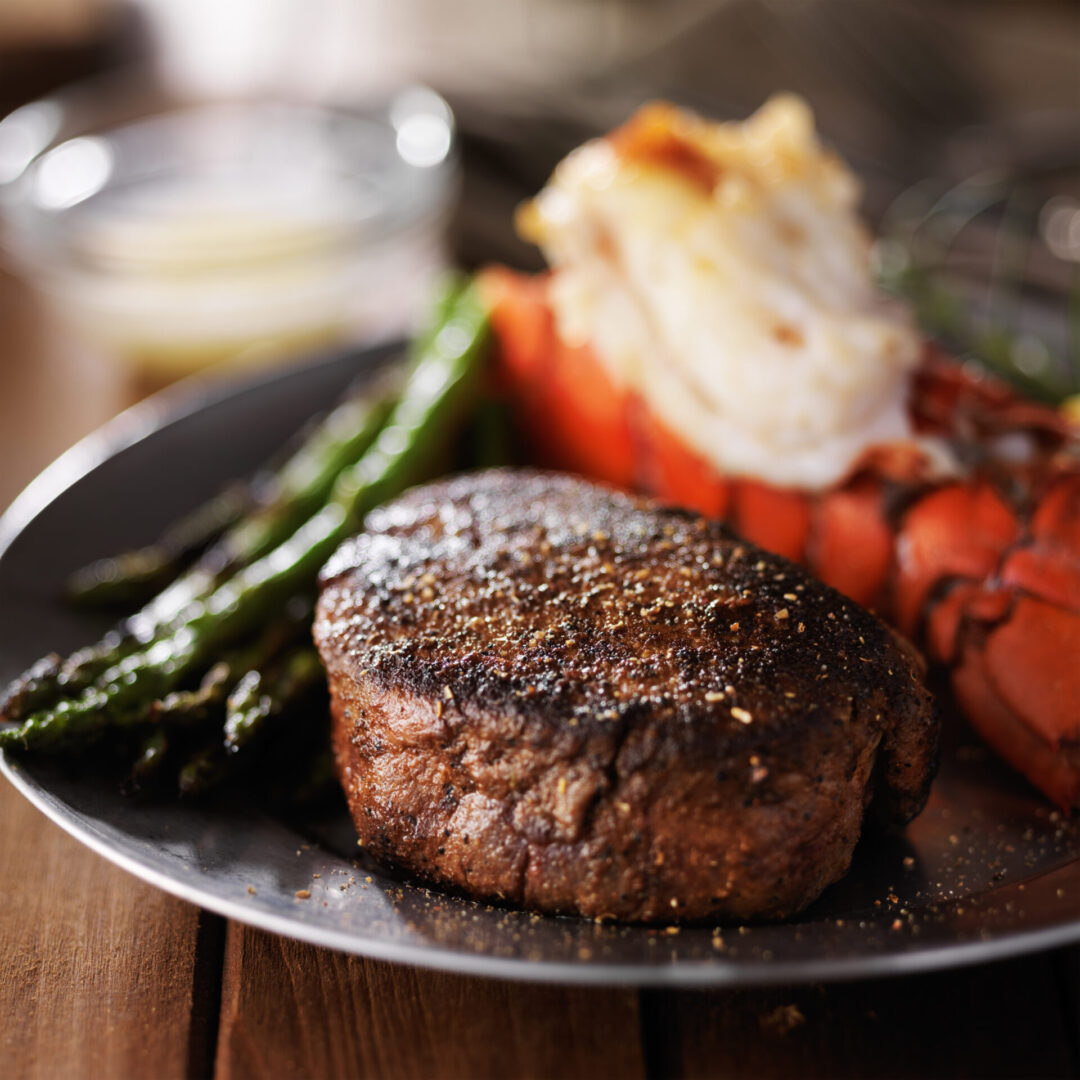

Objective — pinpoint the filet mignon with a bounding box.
[314,470,937,921]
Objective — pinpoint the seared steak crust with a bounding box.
[315,470,937,921]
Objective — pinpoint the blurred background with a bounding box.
[0,0,1077,505]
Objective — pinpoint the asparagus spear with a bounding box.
[0,282,489,752]
[0,654,62,725]
[5,281,465,723]
[66,483,249,609]
[176,742,226,797]
[129,367,400,640]
[124,663,232,793]
[126,727,171,792]
[1,359,401,722]
[147,661,233,728]
[178,646,324,797]
[125,605,312,790]
[224,648,324,754]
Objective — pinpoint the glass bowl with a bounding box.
[0,76,458,378]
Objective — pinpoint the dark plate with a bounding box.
[2,345,1079,986]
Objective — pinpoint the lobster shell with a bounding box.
[481,267,1080,810]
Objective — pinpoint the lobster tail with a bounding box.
[481,267,1080,810]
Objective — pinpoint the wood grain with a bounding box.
[0,779,212,1079]
[215,922,646,1080]
[0,267,215,1080]
[640,951,1077,1079]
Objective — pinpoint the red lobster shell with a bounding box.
[481,268,1080,809]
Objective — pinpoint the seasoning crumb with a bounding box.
[902,856,916,870]
[295,890,311,900]
[731,707,753,724]
[705,690,725,703]
[775,608,789,620]
[246,885,256,895]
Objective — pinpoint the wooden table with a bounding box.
[1,266,1078,1080]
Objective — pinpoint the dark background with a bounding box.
[2,0,1077,268]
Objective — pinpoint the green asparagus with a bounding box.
[66,482,249,608]
[131,367,399,638]
[224,647,324,754]
[127,726,171,792]
[177,647,324,796]
[0,282,490,753]
[5,355,401,718]
[0,653,61,725]
[177,742,227,797]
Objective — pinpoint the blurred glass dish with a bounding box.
[0,77,458,378]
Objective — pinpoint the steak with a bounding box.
[314,469,937,921]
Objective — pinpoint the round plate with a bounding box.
[2,346,1079,986]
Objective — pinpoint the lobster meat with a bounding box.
[480,266,1080,810]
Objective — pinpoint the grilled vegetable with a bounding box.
[3,373,399,725]
[127,727,171,792]
[66,483,249,609]
[178,646,325,797]
[224,647,324,755]
[0,281,491,763]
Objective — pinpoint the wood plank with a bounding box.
[640,950,1075,1079]
[0,779,211,1079]
[215,922,646,1080]
[0,266,214,1080]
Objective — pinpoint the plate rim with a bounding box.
[6,750,1080,987]
[3,347,1080,988]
